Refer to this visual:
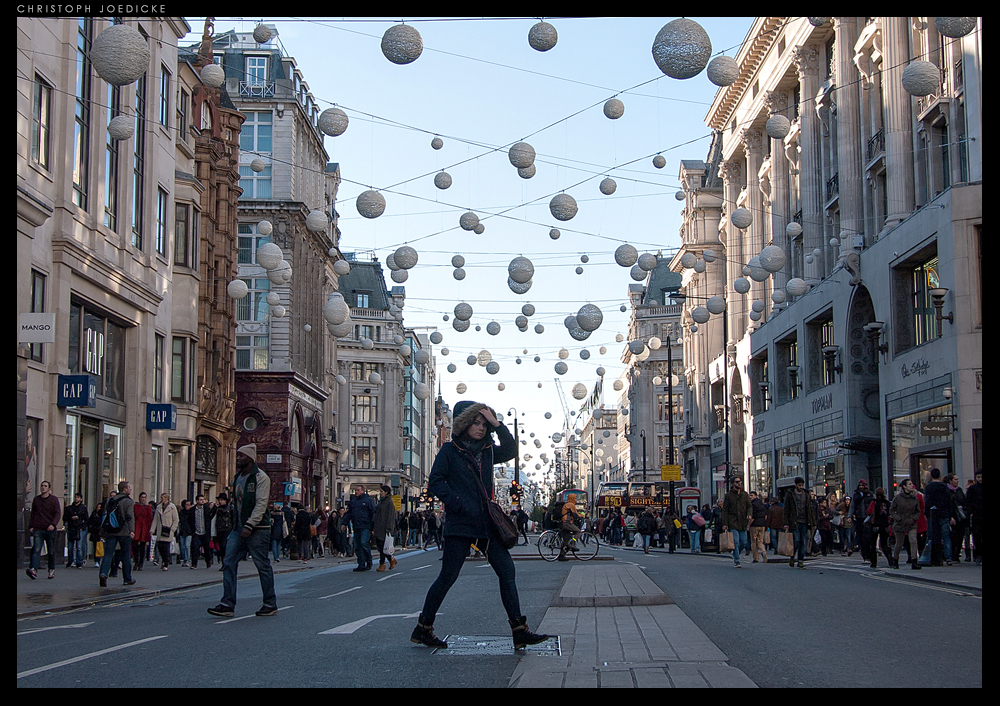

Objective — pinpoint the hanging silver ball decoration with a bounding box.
[732,277,751,295]
[107,115,134,141]
[508,277,533,294]
[271,305,286,318]
[603,98,625,119]
[453,318,470,332]
[613,380,624,391]
[447,363,457,373]
[517,164,536,179]
[751,300,766,313]
[253,23,272,44]
[257,220,273,236]
[549,229,561,240]
[250,157,267,173]
[600,177,617,195]
[765,114,790,140]
[200,63,226,88]
[807,18,830,27]
[453,268,466,280]
[771,289,787,304]
[356,190,386,219]
[413,349,430,365]
[318,107,349,137]
[487,321,501,336]
[306,210,329,232]
[786,222,803,238]
[575,266,584,275]
[651,18,712,80]
[731,207,753,229]
[454,303,473,321]
[627,340,646,355]
[706,296,726,315]
[534,323,545,334]
[456,383,467,394]
[486,361,500,375]
[431,136,444,150]
[572,383,588,400]
[430,331,443,344]
[549,193,578,221]
[652,154,667,169]
[91,24,151,86]
[516,315,529,328]
[521,303,535,317]
[759,244,787,272]
[638,253,658,271]
[901,60,940,97]
[615,244,638,267]
[414,382,431,400]
[576,303,603,332]
[459,211,479,231]
[474,224,485,235]
[703,248,717,262]
[227,279,249,299]
[266,292,281,306]
[579,349,591,361]
[386,253,399,271]
[630,265,646,281]
[554,361,568,375]
[707,55,739,86]
[746,256,770,282]
[333,259,351,276]
[935,17,977,38]
[391,269,408,283]
[434,171,452,190]
[690,306,711,324]
[786,278,808,297]
[694,259,707,273]
[451,254,465,268]
[528,21,558,52]
[508,256,534,284]
[508,142,536,169]
[477,350,492,367]
[393,245,418,270]
[256,242,284,270]
[680,252,698,269]
[381,24,423,65]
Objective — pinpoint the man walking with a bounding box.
[341,485,376,572]
[190,494,215,569]
[99,480,136,587]
[27,480,62,580]
[213,493,235,570]
[208,444,277,618]
[918,467,955,566]
[722,477,752,567]
[966,469,982,565]
[63,492,89,569]
[783,477,816,568]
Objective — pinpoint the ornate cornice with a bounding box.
[706,17,785,131]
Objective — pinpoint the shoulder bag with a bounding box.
[472,467,519,550]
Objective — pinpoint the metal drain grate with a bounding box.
[433,634,561,656]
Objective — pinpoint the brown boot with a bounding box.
[388,556,397,570]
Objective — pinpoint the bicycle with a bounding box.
[537,529,600,562]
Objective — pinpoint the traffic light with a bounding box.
[510,481,521,504]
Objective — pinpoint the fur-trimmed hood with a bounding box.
[450,401,497,440]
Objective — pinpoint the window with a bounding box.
[239,111,272,153]
[235,278,271,322]
[235,335,269,370]
[132,73,147,249]
[104,84,121,230]
[238,164,272,199]
[776,333,800,404]
[352,395,379,423]
[31,75,52,169]
[892,246,941,353]
[67,303,126,400]
[171,337,185,401]
[246,56,268,84]
[356,293,370,308]
[238,223,269,264]
[350,437,377,469]
[350,362,379,381]
[174,203,197,267]
[154,333,164,402]
[806,312,836,390]
[155,188,168,255]
[29,270,46,363]
[913,255,940,346]
[159,65,170,127]
[177,88,189,139]
[73,19,93,209]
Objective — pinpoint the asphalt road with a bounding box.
[17,546,982,687]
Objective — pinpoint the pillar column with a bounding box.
[835,18,865,258]
[766,90,791,313]
[742,127,764,332]
[793,43,823,284]
[880,16,915,230]
[719,159,745,342]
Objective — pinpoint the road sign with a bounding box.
[660,464,682,481]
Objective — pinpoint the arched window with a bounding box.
[290,411,301,454]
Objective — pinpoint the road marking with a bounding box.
[411,564,432,571]
[319,586,362,600]
[17,622,94,636]
[859,572,979,596]
[17,635,167,680]
[376,571,403,582]
[213,606,293,624]
[319,612,422,635]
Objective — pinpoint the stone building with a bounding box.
[673,17,982,502]
[194,25,345,510]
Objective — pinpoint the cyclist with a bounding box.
[557,493,583,561]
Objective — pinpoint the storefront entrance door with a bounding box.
[910,448,952,490]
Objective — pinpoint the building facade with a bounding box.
[673,17,982,503]
[196,25,346,511]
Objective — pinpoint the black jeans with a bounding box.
[420,534,520,624]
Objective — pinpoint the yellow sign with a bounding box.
[660,465,682,481]
[392,495,401,511]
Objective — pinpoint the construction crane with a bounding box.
[554,378,574,488]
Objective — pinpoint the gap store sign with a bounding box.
[57,374,97,407]
[146,404,177,430]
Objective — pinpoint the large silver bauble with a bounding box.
[651,18,712,80]
[381,24,423,65]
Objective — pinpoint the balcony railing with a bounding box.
[239,80,275,98]
[867,128,884,163]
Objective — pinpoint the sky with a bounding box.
[182,16,755,489]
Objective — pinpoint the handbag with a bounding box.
[691,512,706,527]
[472,468,519,550]
[776,531,794,557]
[95,540,105,558]
[673,519,682,529]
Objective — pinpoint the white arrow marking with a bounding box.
[376,572,403,582]
[17,635,167,680]
[17,622,94,636]
[319,586,362,600]
[411,564,432,571]
[213,606,293,624]
[319,612,422,635]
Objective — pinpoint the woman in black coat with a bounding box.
[293,507,313,563]
[411,401,549,651]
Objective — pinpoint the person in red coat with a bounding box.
[132,492,154,571]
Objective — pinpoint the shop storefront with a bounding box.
[888,375,954,494]
[805,412,845,502]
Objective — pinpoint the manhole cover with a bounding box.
[433,634,561,656]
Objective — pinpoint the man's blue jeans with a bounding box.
[30,529,57,571]
[919,513,953,565]
[730,529,749,564]
[689,528,701,553]
[100,534,133,582]
[69,530,88,566]
[353,527,372,568]
[792,523,810,561]
[220,528,276,610]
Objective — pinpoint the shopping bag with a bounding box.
[384,533,395,556]
[777,531,794,557]
[704,528,713,543]
[720,531,735,552]
[96,540,105,559]
[764,530,771,545]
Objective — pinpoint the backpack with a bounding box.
[544,502,565,530]
[102,496,125,533]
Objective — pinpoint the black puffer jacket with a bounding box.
[429,402,516,539]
